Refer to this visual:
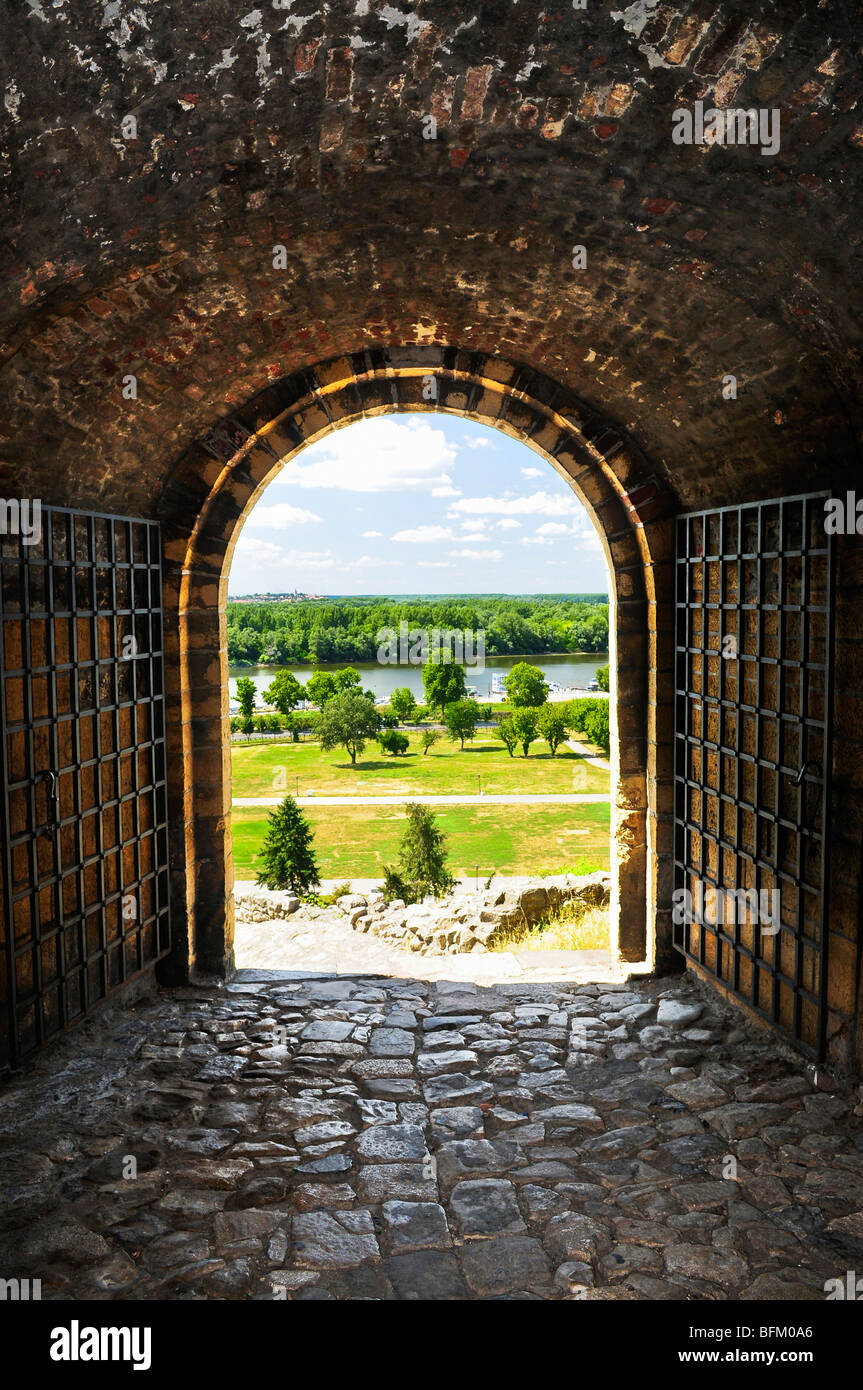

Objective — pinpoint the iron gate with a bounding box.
[0,507,171,1070]
[673,493,834,1059]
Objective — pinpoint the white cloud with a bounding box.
[235,539,285,564]
[244,503,322,527]
[342,555,401,569]
[461,518,487,532]
[450,490,579,517]
[418,561,454,569]
[522,536,554,546]
[270,416,457,493]
[448,548,503,561]
[496,518,521,530]
[521,466,543,478]
[432,485,462,498]
[391,525,455,544]
[232,541,335,573]
[281,550,335,569]
[465,436,494,450]
[535,522,570,536]
[362,529,382,538]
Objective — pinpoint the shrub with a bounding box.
[302,880,351,908]
[379,729,410,756]
[563,697,610,753]
[382,867,413,904]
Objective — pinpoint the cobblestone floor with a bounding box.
[1,968,862,1301]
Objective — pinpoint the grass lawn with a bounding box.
[231,731,609,799]
[231,801,610,880]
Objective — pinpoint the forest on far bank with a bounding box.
[227,594,609,664]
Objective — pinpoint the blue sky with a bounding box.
[228,414,609,596]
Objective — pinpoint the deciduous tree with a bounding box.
[538,704,568,755]
[317,690,381,765]
[422,653,467,720]
[511,707,539,757]
[444,698,478,749]
[503,661,548,708]
[236,676,257,719]
[496,717,518,758]
[263,669,306,716]
[389,686,417,723]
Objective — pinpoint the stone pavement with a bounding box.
[1,964,862,1302]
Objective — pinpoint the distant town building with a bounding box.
[227,590,325,603]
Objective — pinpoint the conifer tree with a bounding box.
[256,796,320,894]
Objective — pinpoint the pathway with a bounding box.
[565,739,612,772]
[0,951,857,1301]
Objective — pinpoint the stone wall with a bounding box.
[1,3,861,514]
[236,872,612,958]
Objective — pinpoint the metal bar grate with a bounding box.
[673,493,834,1060]
[0,506,171,1069]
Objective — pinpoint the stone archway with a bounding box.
[158,346,677,984]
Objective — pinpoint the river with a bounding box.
[228,653,608,704]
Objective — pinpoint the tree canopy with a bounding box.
[503,661,549,708]
[444,698,478,749]
[227,594,609,665]
[422,653,467,719]
[317,690,381,764]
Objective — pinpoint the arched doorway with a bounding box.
[158,347,677,984]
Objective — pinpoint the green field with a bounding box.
[231,731,609,799]
[231,802,611,880]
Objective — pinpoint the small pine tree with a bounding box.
[393,802,454,900]
[256,796,320,894]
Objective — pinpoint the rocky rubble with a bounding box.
[236,874,612,956]
[235,888,300,923]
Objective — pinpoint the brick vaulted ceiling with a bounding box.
[0,1,861,517]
